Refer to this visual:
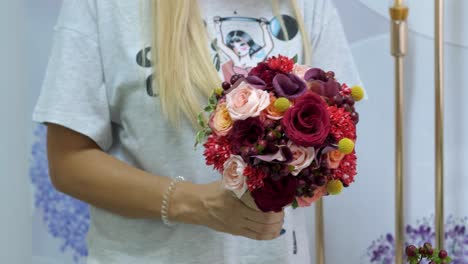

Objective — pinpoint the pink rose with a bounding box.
[288,141,315,176]
[293,64,310,79]
[209,103,233,136]
[296,186,327,207]
[222,155,248,198]
[325,150,345,169]
[226,82,270,120]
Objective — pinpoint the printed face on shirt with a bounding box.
[230,37,250,56]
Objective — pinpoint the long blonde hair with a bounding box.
[150,0,310,126]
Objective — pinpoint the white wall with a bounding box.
[0,0,32,263]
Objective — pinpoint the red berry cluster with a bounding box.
[405,242,451,264]
[328,93,359,124]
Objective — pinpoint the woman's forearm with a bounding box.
[46,124,285,240]
[46,123,203,222]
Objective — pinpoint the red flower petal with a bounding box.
[267,55,294,73]
[328,106,356,141]
[243,166,267,191]
[331,152,357,185]
[203,135,233,172]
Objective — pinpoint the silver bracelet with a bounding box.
[161,176,185,226]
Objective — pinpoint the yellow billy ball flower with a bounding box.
[214,88,224,96]
[274,97,291,113]
[351,86,365,101]
[327,180,343,195]
[338,138,355,154]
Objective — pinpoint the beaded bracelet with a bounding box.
[161,176,185,226]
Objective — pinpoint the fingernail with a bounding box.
[280,228,286,235]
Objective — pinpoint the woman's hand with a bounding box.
[171,181,284,241]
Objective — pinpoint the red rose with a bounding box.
[251,175,298,212]
[282,92,331,147]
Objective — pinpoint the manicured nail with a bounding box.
[280,228,286,235]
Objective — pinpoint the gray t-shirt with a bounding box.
[33,0,361,263]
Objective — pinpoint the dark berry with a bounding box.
[326,71,335,79]
[274,125,283,134]
[240,147,250,157]
[307,174,316,181]
[230,74,242,85]
[266,131,277,141]
[331,95,343,106]
[278,138,287,146]
[344,96,355,106]
[222,81,231,90]
[298,180,306,186]
[315,176,327,186]
[296,189,304,196]
[321,158,329,167]
[350,112,359,124]
[298,168,310,178]
[257,139,267,149]
[248,146,258,155]
[405,245,417,257]
[426,248,434,256]
[321,168,331,176]
[264,119,276,129]
[265,143,279,153]
[342,103,354,113]
[419,247,426,255]
[279,166,290,177]
[438,250,448,259]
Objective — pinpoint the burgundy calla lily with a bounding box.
[272,73,307,100]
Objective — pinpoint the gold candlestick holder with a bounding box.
[315,198,325,264]
[434,0,445,251]
[389,2,409,264]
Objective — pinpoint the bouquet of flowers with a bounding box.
[196,55,365,212]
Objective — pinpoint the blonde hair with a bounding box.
[150,0,311,126]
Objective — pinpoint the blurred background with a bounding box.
[1,0,467,263]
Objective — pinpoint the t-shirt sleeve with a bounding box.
[32,0,112,150]
[308,0,364,93]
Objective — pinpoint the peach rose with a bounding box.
[226,81,270,120]
[222,155,248,198]
[288,141,315,176]
[296,185,327,207]
[325,150,345,169]
[293,64,310,79]
[265,94,284,120]
[209,103,233,136]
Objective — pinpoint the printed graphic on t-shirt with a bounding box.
[135,14,299,97]
[211,14,299,82]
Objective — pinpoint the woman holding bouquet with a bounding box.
[33,0,361,263]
